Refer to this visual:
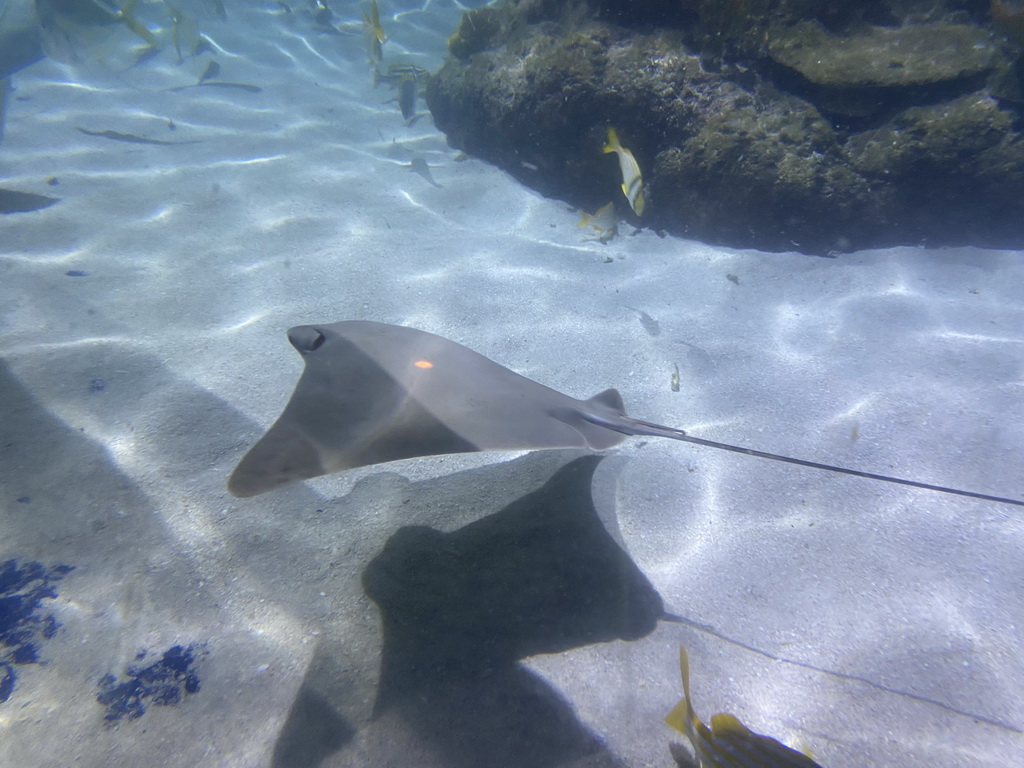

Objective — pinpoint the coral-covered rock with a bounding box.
[427,0,1024,252]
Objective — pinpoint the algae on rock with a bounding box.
[426,0,1024,252]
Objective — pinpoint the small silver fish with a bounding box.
[76,127,203,145]
[168,81,262,93]
[398,74,417,121]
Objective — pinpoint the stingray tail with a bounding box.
[583,411,1024,508]
[574,400,691,442]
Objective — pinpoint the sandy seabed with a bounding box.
[1,2,1023,767]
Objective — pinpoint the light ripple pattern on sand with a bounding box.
[0,1,1022,767]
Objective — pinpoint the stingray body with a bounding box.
[230,321,1024,507]
[228,321,685,498]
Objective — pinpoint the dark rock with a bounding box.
[427,0,1024,252]
[649,94,873,252]
[446,5,504,59]
[768,20,1002,118]
[429,19,748,217]
[769,21,998,89]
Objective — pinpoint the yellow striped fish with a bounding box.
[665,647,823,768]
[602,127,644,216]
[373,63,431,88]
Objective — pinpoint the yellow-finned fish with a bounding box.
[107,0,160,48]
[603,127,644,217]
[363,0,387,42]
[577,201,618,243]
[166,2,201,63]
[363,0,387,64]
[309,0,333,27]
[665,647,824,768]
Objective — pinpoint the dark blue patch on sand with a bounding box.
[98,644,203,723]
[0,560,74,703]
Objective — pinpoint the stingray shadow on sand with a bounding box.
[270,454,665,768]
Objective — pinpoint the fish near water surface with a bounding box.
[666,646,823,768]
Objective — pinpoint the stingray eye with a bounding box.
[308,331,326,351]
[288,326,326,353]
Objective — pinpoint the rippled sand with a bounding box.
[1,2,1022,767]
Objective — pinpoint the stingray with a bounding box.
[228,321,1024,506]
